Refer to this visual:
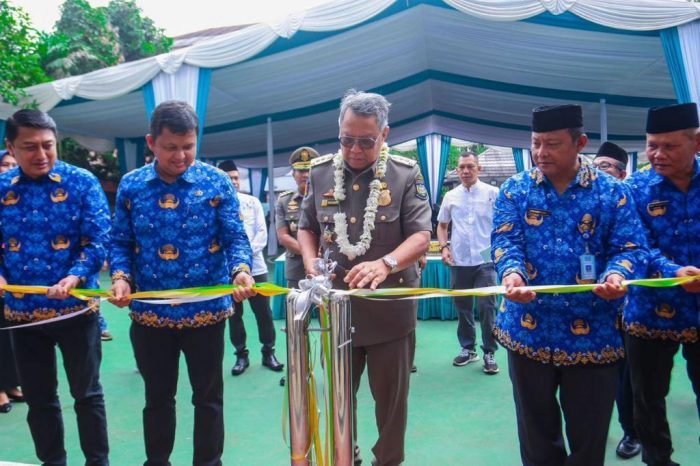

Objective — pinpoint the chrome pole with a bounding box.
[328,292,353,466]
[286,291,311,466]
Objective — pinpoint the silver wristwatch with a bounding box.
[382,255,398,274]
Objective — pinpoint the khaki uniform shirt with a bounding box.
[275,189,305,281]
[299,154,432,346]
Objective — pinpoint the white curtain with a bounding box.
[151,64,199,107]
[425,134,444,206]
[523,149,533,171]
[444,0,700,30]
[678,20,700,108]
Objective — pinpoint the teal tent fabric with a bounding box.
[512,148,525,172]
[417,135,429,198]
[115,138,127,174]
[660,28,692,103]
[195,68,212,154]
[136,139,146,168]
[436,135,451,204]
[142,81,156,122]
[0,120,5,149]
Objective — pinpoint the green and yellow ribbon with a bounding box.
[0,276,695,304]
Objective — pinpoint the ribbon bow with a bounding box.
[293,251,336,319]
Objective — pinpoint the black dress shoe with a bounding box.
[231,356,250,376]
[7,392,24,403]
[411,365,417,373]
[0,403,12,414]
[616,435,641,459]
[262,353,284,372]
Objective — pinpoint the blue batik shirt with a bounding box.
[0,161,110,322]
[492,160,648,366]
[109,161,253,328]
[624,156,700,343]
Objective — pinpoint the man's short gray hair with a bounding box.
[338,89,391,131]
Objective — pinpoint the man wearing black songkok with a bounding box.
[624,102,700,466]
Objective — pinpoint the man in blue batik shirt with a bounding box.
[624,103,700,466]
[492,104,647,466]
[0,109,111,466]
[109,101,255,466]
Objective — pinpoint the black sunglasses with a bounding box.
[338,136,379,150]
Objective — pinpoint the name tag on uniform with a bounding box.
[579,253,596,281]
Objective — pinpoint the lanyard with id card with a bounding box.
[579,230,596,281]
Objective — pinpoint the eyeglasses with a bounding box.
[338,136,379,150]
[593,161,624,171]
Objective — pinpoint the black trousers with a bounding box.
[131,320,226,466]
[615,328,637,439]
[626,334,700,466]
[507,350,619,466]
[0,298,20,390]
[13,312,109,466]
[228,272,276,355]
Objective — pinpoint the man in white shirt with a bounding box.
[219,160,283,375]
[437,151,500,374]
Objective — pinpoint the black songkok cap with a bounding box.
[646,103,699,134]
[595,141,628,165]
[218,160,238,172]
[531,104,583,132]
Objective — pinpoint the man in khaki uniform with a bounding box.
[298,90,432,466]
[275,146,319,288]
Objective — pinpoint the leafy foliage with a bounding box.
[0,0,50,104]
[107,0,172,62]
[44,0,123,78]
[38,0,172,79]
[59,137,121,182]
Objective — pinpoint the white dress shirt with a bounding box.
[237,192,268,276]
[437,180,498,266]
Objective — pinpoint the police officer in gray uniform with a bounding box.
[275,147,319,288]
[298,90,432,466]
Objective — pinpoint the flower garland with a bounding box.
[332,144,389,260]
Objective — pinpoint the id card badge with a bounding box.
[579,253,596,281]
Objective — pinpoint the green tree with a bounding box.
[446,143,487,171]
[47,0,122,79]
[0,0,50,104]
[59,137,121,182]
[107,0,172,62]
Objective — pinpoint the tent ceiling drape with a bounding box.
[3,0,699,164]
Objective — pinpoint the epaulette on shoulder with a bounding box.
[278,190,295,198]
[389,153,417,167]
[311,154,334,167]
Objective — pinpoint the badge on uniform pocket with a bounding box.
[646,200,668,217]
[378,189,392,206]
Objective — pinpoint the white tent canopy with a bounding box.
[2,0,699,169]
